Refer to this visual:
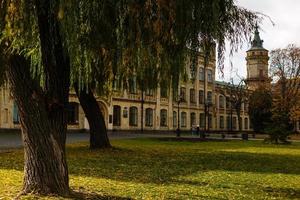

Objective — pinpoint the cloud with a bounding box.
[217,0,300,82]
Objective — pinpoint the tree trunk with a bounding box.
[75,85,111,149]
[8,55,69,195]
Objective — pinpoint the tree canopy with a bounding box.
[1,0,260,93]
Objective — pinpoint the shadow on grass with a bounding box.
[1,139,300,186]
[70,191,133,200]
[65,142,300,185]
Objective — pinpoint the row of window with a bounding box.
[12,102,80,125]
[199,68,214,82]
[113,106,168,127]
[180,87,212,104]
[113,105,250,130]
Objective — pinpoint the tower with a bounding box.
[246,25,270,90]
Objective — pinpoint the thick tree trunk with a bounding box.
[8,55,69,195]
[75,85,111,149]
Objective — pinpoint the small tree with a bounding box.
[230,79,250,131]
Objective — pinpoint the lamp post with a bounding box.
[228,82,233,132]
[176,95,183,137]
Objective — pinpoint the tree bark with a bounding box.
[8,55,69,195]
[75,85,111,149]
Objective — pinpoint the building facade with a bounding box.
[4,28,296,133]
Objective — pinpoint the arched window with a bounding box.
[113,105,121,126]
[145,108,153,127]
[160,109,168,127]
[219,95,225,108]
[129,107,138,126]
[190,112,196,127]
[181,112,187,127]
[13,102,20,124]
[173,111,177,127]
[199,68,204,81]
[67,102,79,124]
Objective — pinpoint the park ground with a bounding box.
[0,138,300,199]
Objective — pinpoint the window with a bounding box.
[226,97,230,109]
[13,102,20,124]
[113,75,122,90]
[226,116,231,130]
[219,95,225,108]
[129,107,138,126]
[199,90,204,104]
[207,69,213,82]
[199,68,204,81]
[181,112,187,127]
[259,69,264,78]
[3,109,8,124]
[113,105,121,126]
[145,108,153,127]
[232,117,237,130]
[173,111,177,127]
[160,86,168,98]
[190,89,195,103]
[180,87,186,102]
[207,91,212,104]
[146,89,154,96]
[200,113,205,128]
[190,112,196,127]
[208,114,212,128]
[219,116,224,129]
[244,118,248,130]
[129,76,137,94]
[160,109,168,127]
[67,102,79,124]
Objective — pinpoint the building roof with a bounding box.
[248,24,267,51]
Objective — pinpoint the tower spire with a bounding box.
[250,23,264,49]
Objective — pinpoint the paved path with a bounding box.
[2,131,296,149]
[0,131,169,149]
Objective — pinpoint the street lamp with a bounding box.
[206,101,213,132]
[176,94,183,137]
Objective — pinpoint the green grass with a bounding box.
[1,138,300,199]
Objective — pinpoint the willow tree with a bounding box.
[0,0,260,196]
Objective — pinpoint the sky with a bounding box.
[217,0,300,82]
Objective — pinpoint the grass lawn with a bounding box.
[1,138,300,199]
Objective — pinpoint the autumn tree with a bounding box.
[248,87,272,133]
[268,44,300,143]
[0,0,260,196]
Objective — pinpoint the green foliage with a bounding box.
[0,0,260,94]
[1,139,300,199]
[249,88,272,133]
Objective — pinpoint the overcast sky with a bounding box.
[217,0,300,82]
